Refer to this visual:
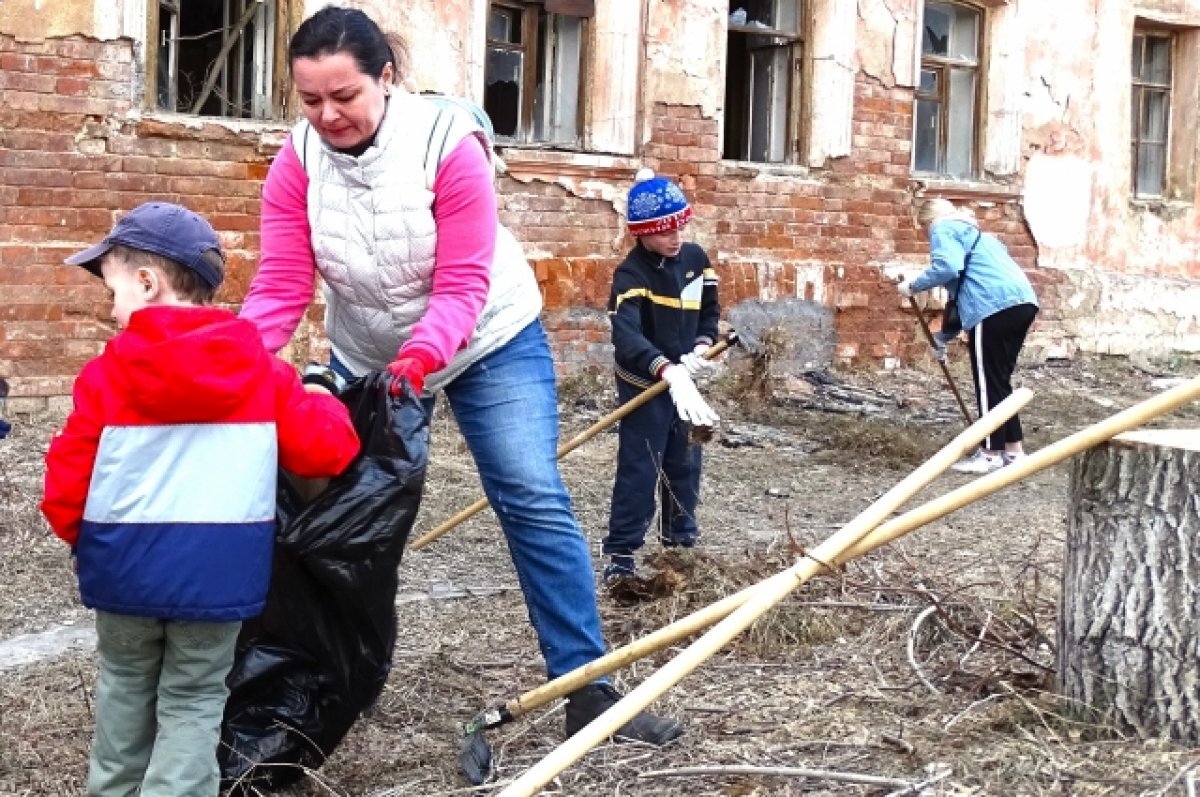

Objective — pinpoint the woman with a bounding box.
[899,198,1039,473]
[240,7,682,744]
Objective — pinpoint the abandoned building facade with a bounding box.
[1,0,1199,410]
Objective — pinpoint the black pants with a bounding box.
[968,303,1038,450]
[603,378,702,556]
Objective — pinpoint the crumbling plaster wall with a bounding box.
[2,0,94,39]
[354,0,478,96]
[1023,0,1200,356]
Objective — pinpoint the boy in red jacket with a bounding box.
[41,202,361,797]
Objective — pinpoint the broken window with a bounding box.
[724,0,802,163]
[1131,30,1173,197]
[151,0,278,119]
[914,1,981,177]
[485,1,587,146]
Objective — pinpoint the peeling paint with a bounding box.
[644,0,726,122]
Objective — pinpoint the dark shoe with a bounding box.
[660,532,698,549]
[603,555,636,585]
[564,683,684,745]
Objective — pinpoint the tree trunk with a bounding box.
[1058,430,1200,744]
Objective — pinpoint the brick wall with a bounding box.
[523,79,1046,371]
[1,36,1046,407]
[0,35,277,410]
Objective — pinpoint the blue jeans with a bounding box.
[604,379,701,556]
[335,321,607,678]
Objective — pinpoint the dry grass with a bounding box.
[3,354,1200,795]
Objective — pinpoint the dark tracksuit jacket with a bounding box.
[610,241,720,388]
[603,241,720,555]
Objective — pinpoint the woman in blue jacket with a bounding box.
[899,198,1039,473]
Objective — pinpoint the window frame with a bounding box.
[1130,28,1174,198]
[143,0,287,120]
[913,0,985,178]
[485,0,587,147]
[722,0,805,164]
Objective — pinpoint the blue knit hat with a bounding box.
[627,168,692,237]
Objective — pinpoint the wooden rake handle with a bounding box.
[908,295,973,426]
[408,333,737,550]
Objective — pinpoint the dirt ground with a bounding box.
[3,348,1200,796]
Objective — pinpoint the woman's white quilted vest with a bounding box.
[294,90,541,391]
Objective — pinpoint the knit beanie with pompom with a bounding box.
[626,167,692,237]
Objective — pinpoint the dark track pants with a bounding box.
[968,303,1038,450]
[603,378,702,556]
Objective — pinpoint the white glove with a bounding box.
[896,281,913,297]
[661,365,720,427]
[680,343,718,377]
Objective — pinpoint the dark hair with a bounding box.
[289,6,407,82]
[108,244,224,305]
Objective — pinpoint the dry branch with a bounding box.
[637,763,914,788]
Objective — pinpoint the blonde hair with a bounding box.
[916,198,977,228]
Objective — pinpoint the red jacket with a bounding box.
[41,305,360,621]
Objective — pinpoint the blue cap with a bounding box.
[65,202,224,288]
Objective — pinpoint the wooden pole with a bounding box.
[497,377,1200,797]
[842,375,1200,562]
[908,295,973,426]
[485,390,1026,786]
[409,335,735,550]
[490,389,1029,723]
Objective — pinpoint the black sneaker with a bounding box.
[564,683,684,745]
[603,555,636,585]
[659,532,698,548]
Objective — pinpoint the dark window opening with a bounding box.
[485,1,583,146]
[154,0,276,119]
[724,0,801,163]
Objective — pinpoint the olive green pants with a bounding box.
[88,611,239,797]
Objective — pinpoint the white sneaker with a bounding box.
[1002,451,1026,466]
[951,450,1004,474]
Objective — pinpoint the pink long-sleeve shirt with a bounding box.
[241,133,497,373]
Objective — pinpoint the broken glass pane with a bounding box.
[485,48,523,137]
[919,69,938,93]
[923,4,950,56]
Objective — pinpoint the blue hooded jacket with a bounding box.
[910,219,1038,331]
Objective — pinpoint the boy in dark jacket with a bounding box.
[602,170,720,583]
[41,202,361,797]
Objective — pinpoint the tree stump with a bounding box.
[1058,429,1200,743]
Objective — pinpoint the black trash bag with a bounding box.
[219,373,428,792]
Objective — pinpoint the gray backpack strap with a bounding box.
[423,105,455,189]
[294,119,321,176]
